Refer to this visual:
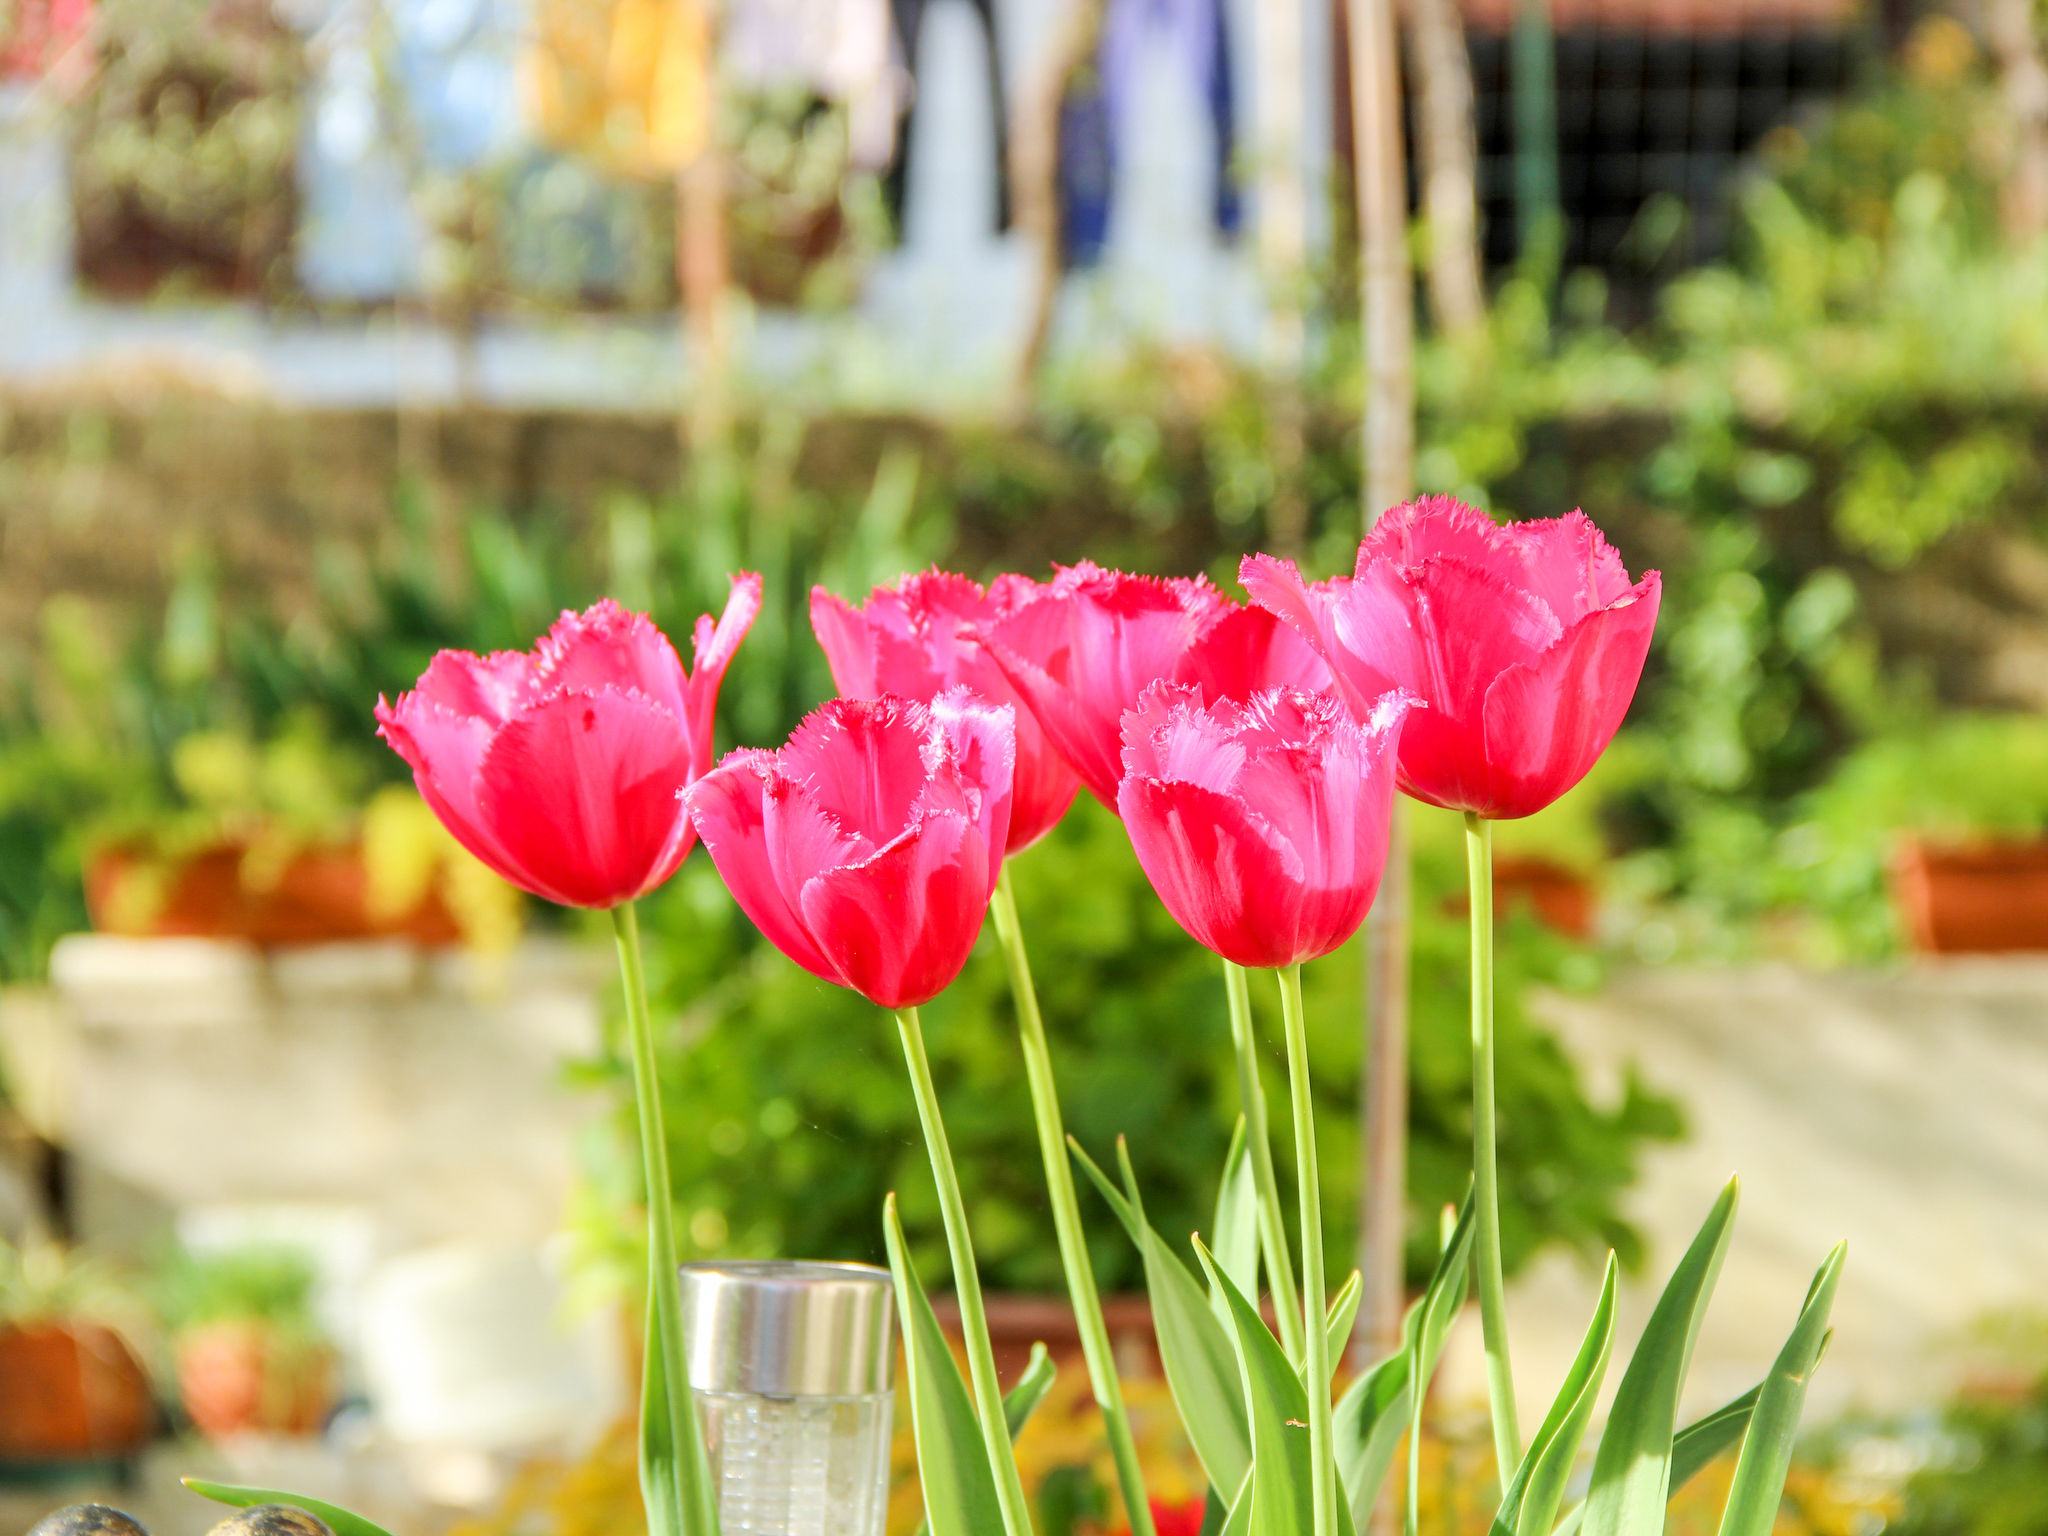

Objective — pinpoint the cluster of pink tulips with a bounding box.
[343,498,1841,1536]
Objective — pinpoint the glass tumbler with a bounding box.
[678,1260,895,1536]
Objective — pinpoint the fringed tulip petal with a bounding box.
[1481,575,1662,819]
[1246,501,1658,819]
[809,570,1076,853]
[685,694,1017,1008]
[474,689,696,908]
[376,585,761,908]
[686,754,842,983]
[1117,682,1411,969]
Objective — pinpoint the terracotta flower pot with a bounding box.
[1891,837,2048,954]
[1446,856,1596,939]
[85,839,462,947]
[175,1321,337,1441]
[0,1322,153,1461]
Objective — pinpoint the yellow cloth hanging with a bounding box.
[523,0,711,176]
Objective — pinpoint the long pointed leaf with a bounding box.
[884,1194,1006,1536]
[640,1266,689,1536]
[1004,1341,1059,1438]
[1326,1270,1363,1371]
[1195,1238,1356,1536]
[1551,1384,1765,1536]
[1582,1178,1740,1536]
[1072,1136,1252,1497]
[182,1482,398,1536]
[1715,1244,1846,1536]
[1213,1118,1261,1329]
[1493,1256,1618,1536]
[1333,1193,1475,1527]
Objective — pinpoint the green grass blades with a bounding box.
[182,1481,399,1536]
[1324,1271,1362,1373]
[1582,1178,1740,1536]
[1194,1238,1358,1536]
[1715,1244,1847,1536]
[1212,1118,1262,1331]
[1333,1193,1474,1529]
[1551,1384,1765,1536]
[1490,1255,1618,1536]
[1071,1135,1252,1498]
[884,1193,1008,1536]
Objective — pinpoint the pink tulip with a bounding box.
[1118,682,1412,969]
[1172,600,1333,702]
[973,561,1233,806]
[374,578,762,908]
[1243,497,1660,820]
[810,570,1081,854]
[684,691,1015,1009]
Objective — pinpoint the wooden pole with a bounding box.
[1405,0,1486,336]
[1348,0,1415,1420]
[1989,0,2048,248]
[1256,0,1310,555]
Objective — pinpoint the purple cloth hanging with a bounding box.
[1063,0,1240,267]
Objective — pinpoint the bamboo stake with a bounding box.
[1405,0,1486,336]
[1347,0,1416,1473]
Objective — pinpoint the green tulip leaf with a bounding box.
[1582,1178,1740,1536]
[181,1481,400,1536]
[1194,1237,1359,1536]
[1715,1243,1847,1536]
[884,1193,1006,1536]
[1492,1255,1618,1536]
[1325,1270,1362,1374]
[1552,1383,1765,1536]
[637,1266,691,1536]
[1212,1117,1261,1330]
[1071,1135,1252,1498]
[1334,1192,1474,1527]
[1003,1342,1058,1438]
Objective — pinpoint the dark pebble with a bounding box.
[204,1509,336,1536]
[27,1508,149,1536]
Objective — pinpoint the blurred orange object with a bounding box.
[85,840,463,947]
[176,1321,336,1441]
[1445,856,1596,940]
[1892,838,2048,953]
[524,0,712,175]
[0,1322,152,1461]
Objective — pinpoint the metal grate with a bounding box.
[1462,19,1863,296]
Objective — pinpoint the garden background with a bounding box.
[4,0,2048,1531]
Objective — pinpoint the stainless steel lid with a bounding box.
[678,1260,895,1398]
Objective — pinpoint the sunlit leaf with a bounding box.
[1582,1178,1739,1536]
[884,1194,1006,1536]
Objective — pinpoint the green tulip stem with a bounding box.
[1278,962,1336,1536]
[1465,813,1522,1482]
[611,900,719,1536]
[894,1002,1037,1536]
[1223,958,1308,1366]
[990,866,1156,1536]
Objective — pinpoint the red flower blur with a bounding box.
[1243,497,1660,820]
[1119,1497,1208,1536]
[684,691,1015,1009]
[974,561,1232,806]
[810,570,1080,853]
[1117,682,1412,969]
[374,578,762,908]
[1,0,93,86]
